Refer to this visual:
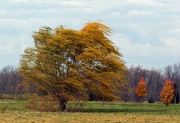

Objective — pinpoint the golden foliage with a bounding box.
[19,21,127,104]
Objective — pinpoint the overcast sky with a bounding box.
[1,0,180,69]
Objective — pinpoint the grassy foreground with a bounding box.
[0,100,180,123]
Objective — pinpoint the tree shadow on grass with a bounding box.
[67,107,166,113]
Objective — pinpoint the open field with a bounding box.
[0,100,180,123]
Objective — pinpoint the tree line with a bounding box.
[121,64,180,103]
[0,63,180,103]
[0,66,23,98]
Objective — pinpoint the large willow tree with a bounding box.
[19,21,127,111]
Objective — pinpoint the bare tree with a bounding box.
[146,69,164,101]
[0,66,13,94]
[128,65,147,101]
[164,62,180,103]
[0,66,23,99]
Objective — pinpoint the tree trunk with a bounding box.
[60,103,66,112]
[139,97,142,106]
[59,98,68,112]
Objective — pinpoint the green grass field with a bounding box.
[0,100,180,123]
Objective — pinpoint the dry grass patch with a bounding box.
[0,111,180,123]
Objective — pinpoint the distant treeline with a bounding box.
[0,63,180,102]
[122,63,180,103]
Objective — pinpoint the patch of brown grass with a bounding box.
[26,94,59,112]
[0,111,179,123]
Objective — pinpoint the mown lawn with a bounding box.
[0,100,180,123]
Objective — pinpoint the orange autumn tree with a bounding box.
[135,77,147,104]
[160,79,175,107]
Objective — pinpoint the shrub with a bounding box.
[148,98,154,103]
[26,94,59,112]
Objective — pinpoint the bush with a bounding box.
[0,94,30,100]
[148,98,154,103]
[26,94,60,112]
[0,94,14,100]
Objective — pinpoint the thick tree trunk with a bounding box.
[60,103,66,112]
[59,98,68,112]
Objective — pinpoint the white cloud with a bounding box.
[0,44,13,53]
[111,11,121,17]
[112,31,180,69]
[169,28,180,34]
[127,10,154,16]
[0,9,8,15]
[0,34,32,53]
[128,0,163,6]
[160,37,180,47]
[8,0,28,3]
[62,1,85,7]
